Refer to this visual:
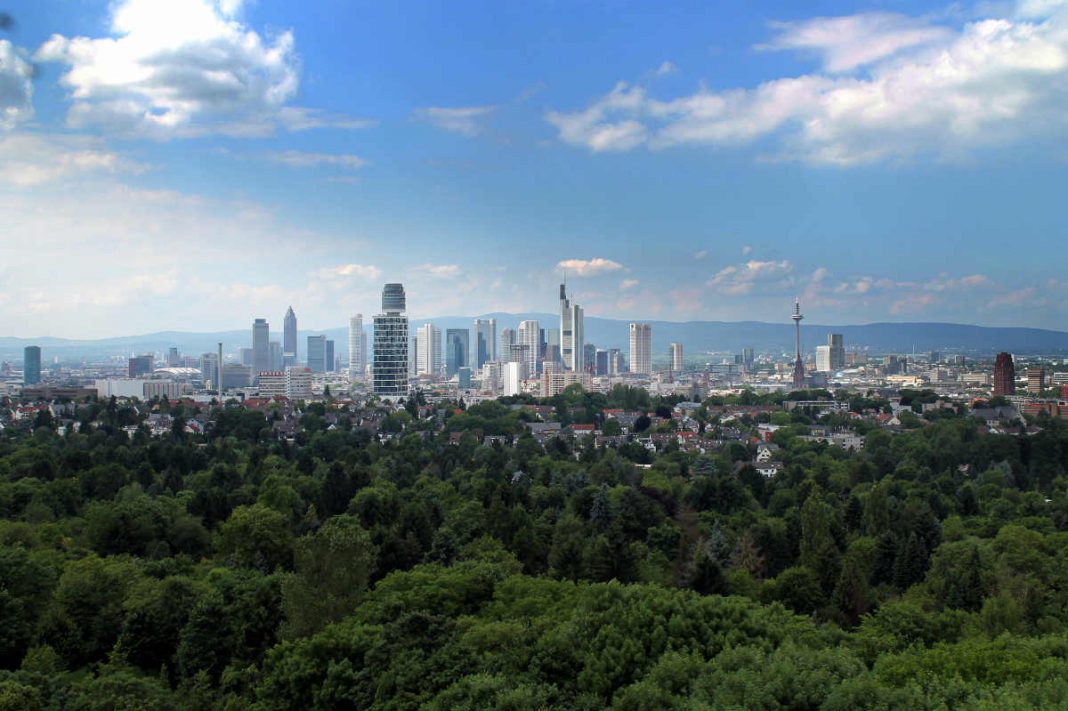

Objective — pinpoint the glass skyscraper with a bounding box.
[23,346,41,386]
[283,306,297,367]
[445,328,469,378]
[374,283,410,396]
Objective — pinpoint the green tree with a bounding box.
[216,504,294,572]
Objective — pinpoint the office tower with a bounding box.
[546,328,561,366]
[23,346,41,386]
[595,350,609,376]
[325,340,335,373]
[251,318,270,377]
[474,318,496,368]
[221,364,252,389]
[828,333,845,370]
[629,323,652,375]
[374,283,410,396]
[458,366,473,389]
[670,343,684,373]
[518,320,540,377]
[1026,367,1046,395]
[500,328,516,359]
[509,344,531,378]
[929,351,942,364]
[583,343,597,373]
[167,347,180,367]
[539,328,547,359]
[349,314,366,378]
[815,346,832,372]
[559,284,584,371]
[609,348,623,375]
[791,299,806,389]
[200,352,219,386]
[217,342,224,393]
[307,335,327,373]
[446,328,470,378]
[269,341,283,371]
[502,362,522,396]
[128,354,153,378]
[283,306,298,367]
[416,323,442,376]
[742,347,754,370]
[239,348,254,367]
[410,336,419,377]
[993,353,1016,396]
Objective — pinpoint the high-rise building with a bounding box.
[128,354,153,378]
[595,349,609,376]
[200,352,219,387]
[518,320,540,377]
[559,284,584,371]
[239,348,254,367]
[509,345,531,378]
[307,335,327,373]
[458,367,473,389]
[446,328,469,378]
[474,318,497,368]
[993,352,1016,396]
[325,340,335,373]
[283,306,298,367]
[252,318,270,376]
[269,341,283,371]
[629,323,652,375]
[583,343,597,373]
[23,346,41,386]
[791,299,806,389]
[501,362,523,396]
[609,349,624,375]
[815,345,832,373]
[742,347,754,370]
[670,343,684,373]
[286,367,313,400]
[1026,367,1046,395]
[546,328,561,366]
[410,336,419,377]
[349,314,366,378]
[500,328,516,359]
[416,323,442,376]
[167,347,180,367]
[828,334,845,370]
[374,283,410,396]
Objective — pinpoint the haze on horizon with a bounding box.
[2,0,1067,339]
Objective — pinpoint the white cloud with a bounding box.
[708,259,793,295]
[33,0,318,137]
[655,61,678,76]
[414,263,462,278]
[620,278,640,290]
[694,249,709,259]
[557,257,625,276]
[314,263,382,281]
[269,150,366,169]
[0,39,34,129]
[741,245,752,256]
[759,13,952,72]
[0,133,148,186]
[546,1,1068,164]
[414,105,496,136]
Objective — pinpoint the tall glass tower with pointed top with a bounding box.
[373,283,409,396]
[283,306,298,367]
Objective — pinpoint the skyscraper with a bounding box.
[559,284,584,371]
[307,335,327,373]
[23,346,41,386]
[325,340,335,373]
[993,352,1015,396]
[445,328,469,378]
[416,323,442,376]
[1026,367,1045,395]
[791,299,806,389]
[815,345,832,372]
[269,341,283,371]
[546,328,561,366]
[828,333,845,370]
[742,347,754,370]
[474,318,496,368]
[252,318,270,376]
[374,283,410,396]
[500,328,516,359]
[349,314,366,378]
[670,342,684,373]
[518,320,540,377]
[629,323,652,375]
[283,306,298,367]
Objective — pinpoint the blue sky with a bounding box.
[1,0,1067,338]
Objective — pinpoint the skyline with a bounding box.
[3,0,1068,337]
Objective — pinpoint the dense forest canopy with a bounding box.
[2,387,1068,709]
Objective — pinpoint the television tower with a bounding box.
[791,298,806,389]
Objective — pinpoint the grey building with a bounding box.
[252,318,270,375]
[474,318,496,368]
[374,283,410,396]
[283,306,298,367]
[307,335,327,373]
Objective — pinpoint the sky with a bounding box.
[1,0,1067,338]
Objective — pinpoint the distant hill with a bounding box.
[3,316,1067,361]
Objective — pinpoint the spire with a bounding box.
[791,298,806,389]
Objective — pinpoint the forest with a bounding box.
[2,387,1068,709]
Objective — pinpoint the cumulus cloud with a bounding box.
[32,0,355,137]
[268,150,366,169]
[620,278,640,290]
[314,263,382,281]
[0,39,34,129]
[414,105,496,136]
[708,259,793,295]
[546,1,1068,164]
[655,61,678,76]
[557,257,625,276]
[0,133,148,186]
[414,263,462,278]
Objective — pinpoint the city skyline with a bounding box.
[3,0,1068,338]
